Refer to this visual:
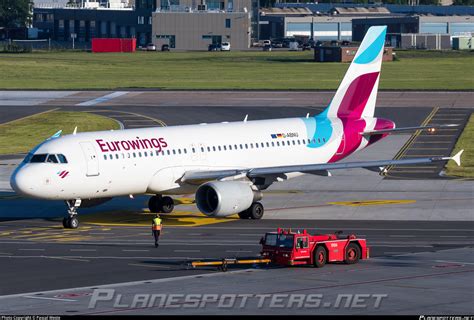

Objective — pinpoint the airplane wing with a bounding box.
[361,124,459,136]
[181,150,464,183]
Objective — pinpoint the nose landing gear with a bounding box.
[63,199,81,229]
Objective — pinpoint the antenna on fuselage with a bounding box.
[306,113,310,118]
[73,127,78,135]
[243,114,248,122]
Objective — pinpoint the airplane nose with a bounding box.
[10,167,35,197]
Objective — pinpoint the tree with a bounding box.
[453,0,474,4]
[0,0,33,28]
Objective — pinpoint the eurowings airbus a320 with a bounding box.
[10,26,463,228]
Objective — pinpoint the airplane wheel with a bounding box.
[314,246,327,268]
[148,196,161,213]
[160,196,174,214]
[345,243,361,264]
[238,210,251,219]
[249,202,264,220]
[68,217,79,229]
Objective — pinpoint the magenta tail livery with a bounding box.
[10,26,463,228]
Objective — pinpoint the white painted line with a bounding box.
[225,250,253,253]
[23,295,77,302]
[0,269,256,300]
[70,249,97,252]
[18,248,45,251]
[76,91,129,106]
[48,256,90,262]
[174,250,200,253]
[122,249,150,252]
[128,263,171,269]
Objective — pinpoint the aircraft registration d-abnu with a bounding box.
[11,26,463,229]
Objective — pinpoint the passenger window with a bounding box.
[115,154,119,159]
[173,150,176,155]
[276,142,280,147]
[178,149,182,154]
[245,144,248,149]
[223,146,227,151]
[167,150,170,155]
[133,153,136,158]
[266,142,270,147]
[250,143,253,148]
[298,140,301,145]
[271,142,275,147]
[229,145,232,150]
[212,146,216,152]
[240,144,243,149]
[323,138,326,142]
[218,146,221,151]
[292,140,295,145]
[139,152,142,157]
[144,152,148,157]
[192,148,196,153]
[234,144,238,149]
[109,154,113,160]
[261,143,264,148]
[184,149,187,154]
[201,147,204,152]
[104,155,107,160]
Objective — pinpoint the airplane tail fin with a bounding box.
[323,26,387,119]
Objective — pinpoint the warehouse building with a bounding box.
[152,0,255,50]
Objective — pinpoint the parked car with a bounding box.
[146,43,156,51]
[221,42,231,51]
[301,43,312,51]
[208,43,221,51]
[262,40,271,47]
[263,44,272,51]
[161,44,170,51]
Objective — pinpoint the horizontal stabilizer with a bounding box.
[361,124,459,136]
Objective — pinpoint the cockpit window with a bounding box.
[30,154,48,163]
[29,153,68,164]
[46,154,59,163]
[57,154,68,163]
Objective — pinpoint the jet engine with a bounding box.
[195,181,262,217]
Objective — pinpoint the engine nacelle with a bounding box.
[195,181,261,217]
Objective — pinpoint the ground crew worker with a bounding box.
[152,214,162,248]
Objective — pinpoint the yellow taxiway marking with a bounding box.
[81,210,237,227]
[328,200,416,207]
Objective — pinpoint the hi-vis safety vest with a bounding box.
[152,218,162,231]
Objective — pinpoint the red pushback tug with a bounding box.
[191,228,369,271]
[261,228,369,268]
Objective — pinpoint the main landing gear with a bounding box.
[148,195,175,214]
[238,202,264,220]
[63,199,81,229]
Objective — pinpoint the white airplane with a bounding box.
[11,26,463,229]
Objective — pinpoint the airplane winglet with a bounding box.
[451,149,464,167]
[50,130,62,139]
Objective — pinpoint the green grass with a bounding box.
[0,50,472,90]
[0,111,120,155]
[445,114,474,178]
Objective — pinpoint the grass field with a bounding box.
[445,114,474,178]
[0,50,472,90]
[0,111,120,155]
